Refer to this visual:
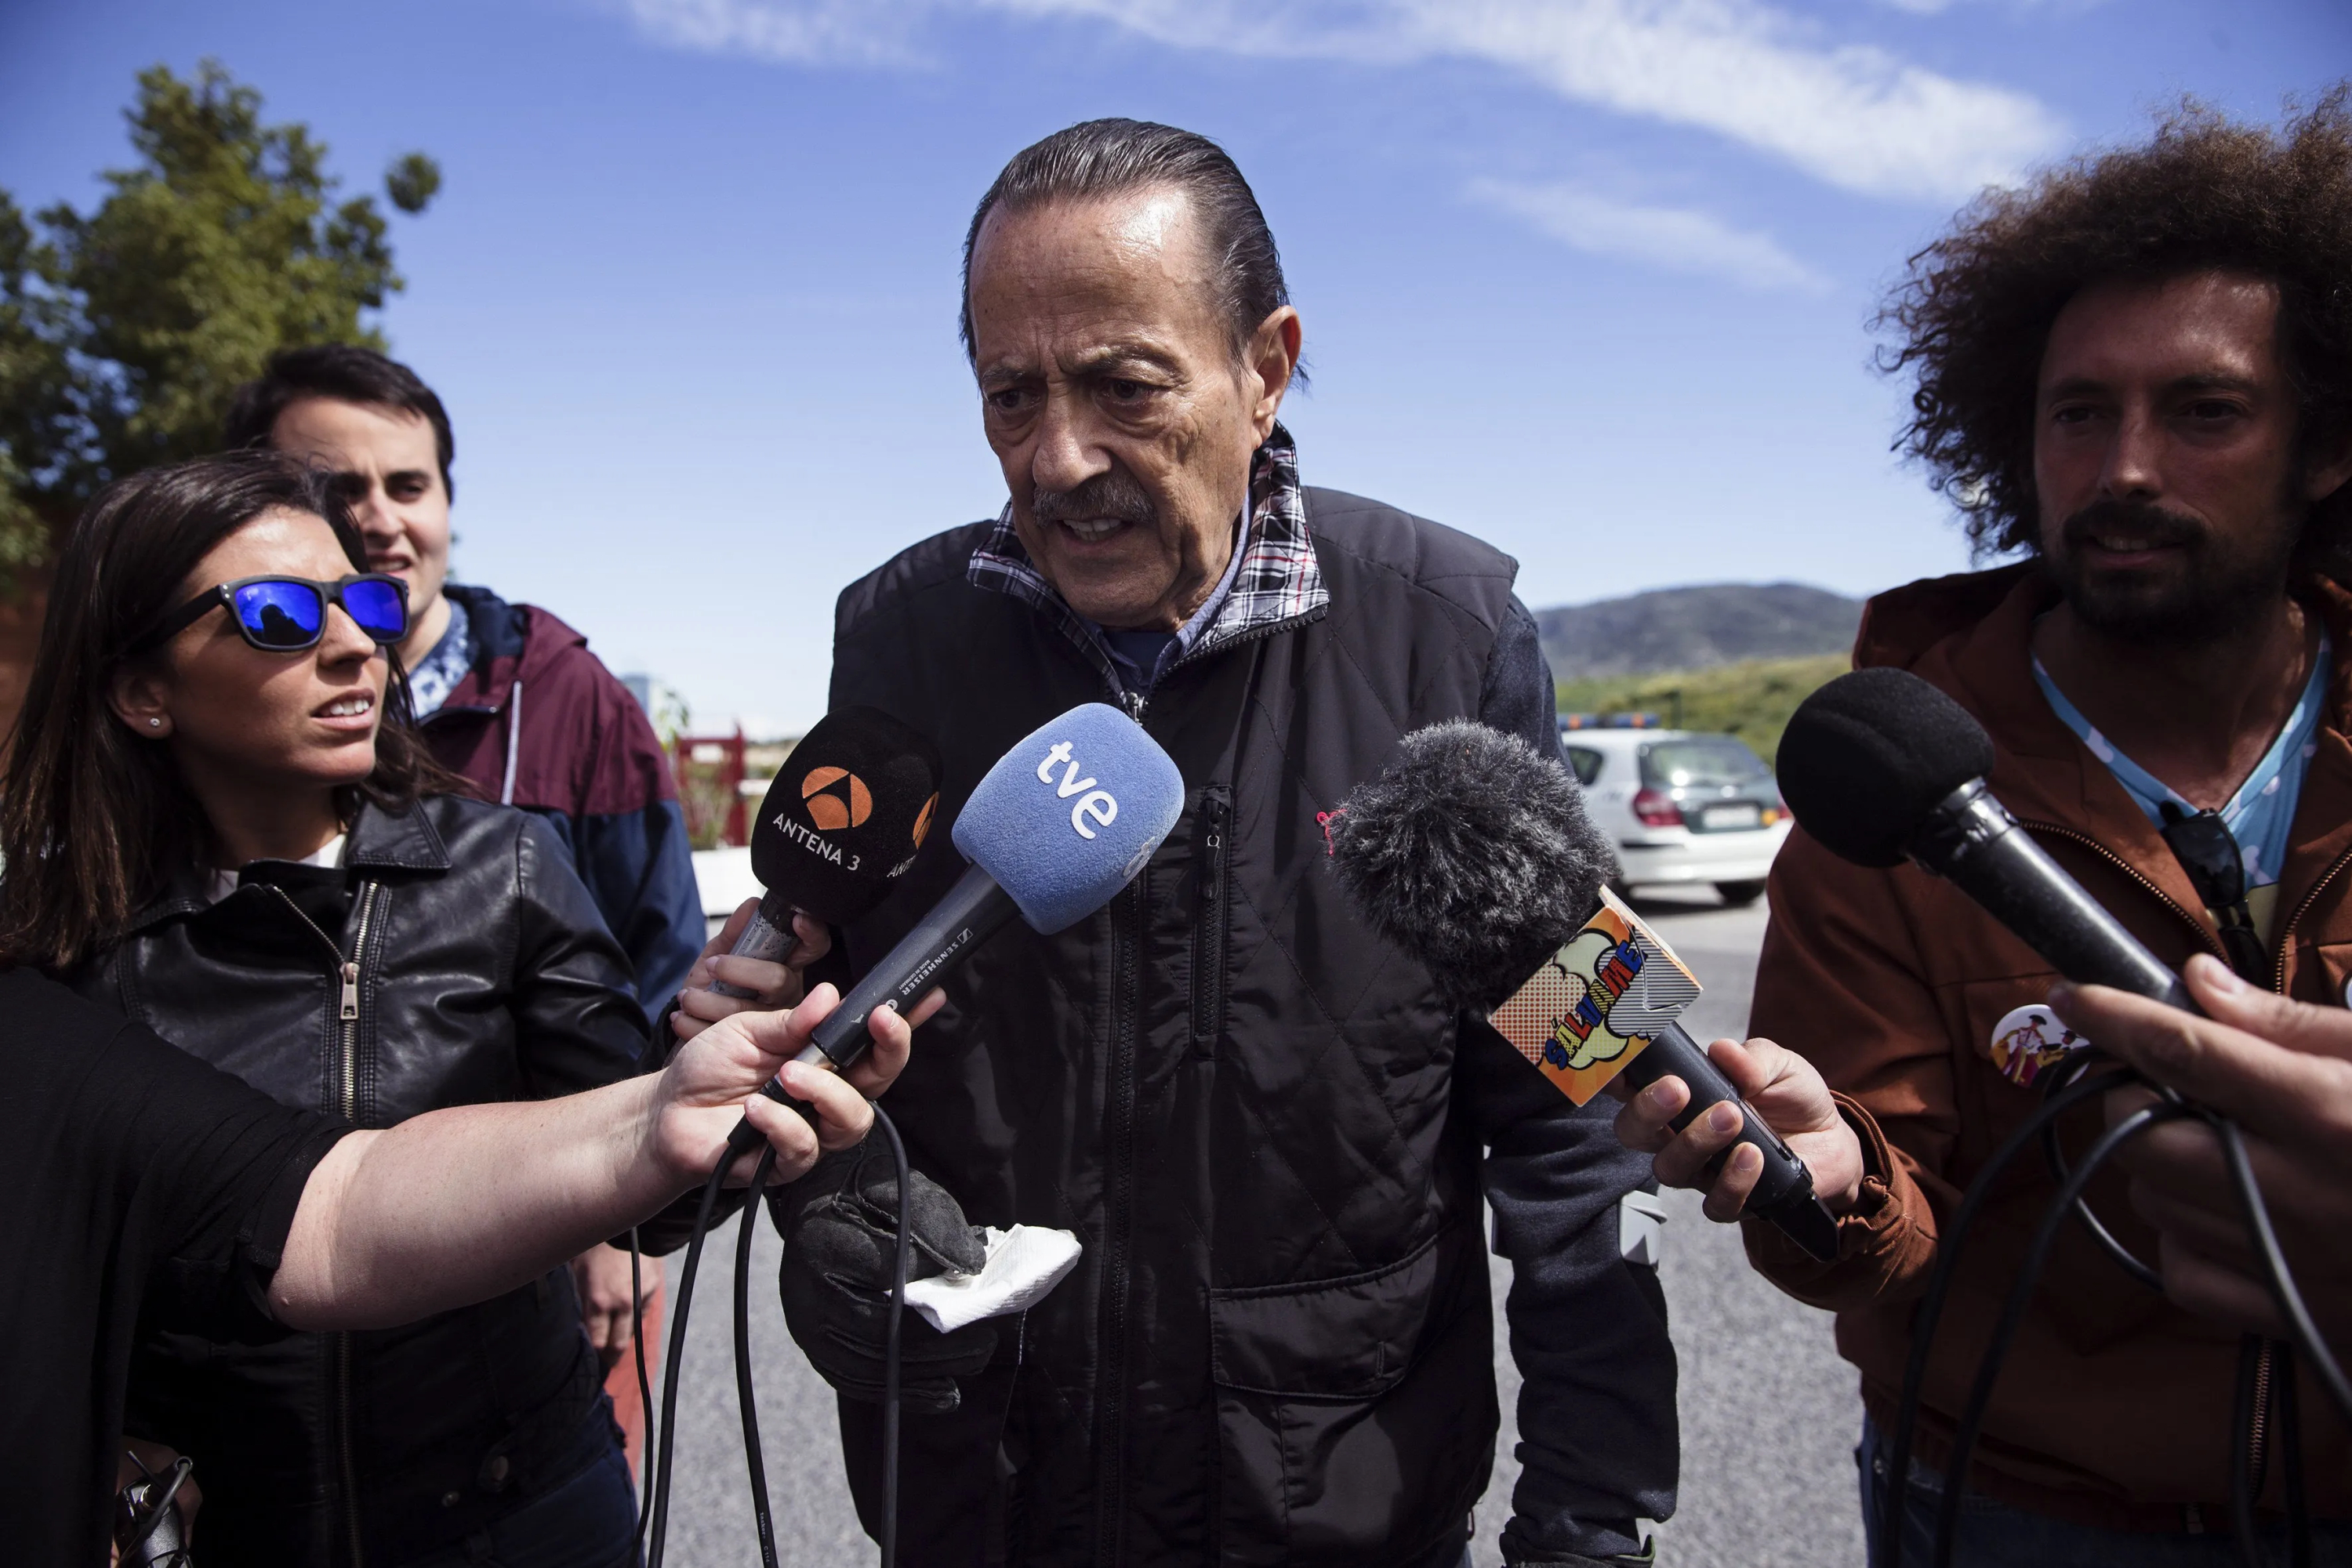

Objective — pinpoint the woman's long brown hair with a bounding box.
[0,451,461,971]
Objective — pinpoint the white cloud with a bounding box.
[617,0,930,64]
[1468,177,1829,292]
[1398,1,2063,201]
[615,0,2066,201]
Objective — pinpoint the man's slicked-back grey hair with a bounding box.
[960,118,1298,376]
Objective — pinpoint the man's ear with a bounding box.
[109,661,174,740]
[2304,426,2352,507]
[1245,306,1303,439]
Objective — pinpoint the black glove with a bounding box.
[771,1139,999,1413]
[1503,1526,1656,1567]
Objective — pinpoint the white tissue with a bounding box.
[902,1225,1082,1333]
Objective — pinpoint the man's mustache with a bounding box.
[2060,498,2205,553]
[1033,468,1156,528]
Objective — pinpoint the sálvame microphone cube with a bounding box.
[1487,888,1704,1106]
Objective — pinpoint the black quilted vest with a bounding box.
[827,489,1518,1566]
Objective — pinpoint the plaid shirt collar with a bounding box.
[967,423,1327,699]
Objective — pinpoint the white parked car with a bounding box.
[1560,723,1792,906]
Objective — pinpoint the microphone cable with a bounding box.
[630,1229,655,1540]
[638,1103,915,1568]
[2023,1036,2318,1564]
[2031,1046,2318,1566]
[2034,1051,2164,1290]
[1879,1054,2351,1568]
[726,1105,911,1568]
[732,1145,782,1568]
[644,1150,731,1568]
[1927,1099,2190,1566]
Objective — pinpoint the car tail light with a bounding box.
[1632,788,1682,828]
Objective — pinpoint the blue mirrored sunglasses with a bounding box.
[131,574,410,655]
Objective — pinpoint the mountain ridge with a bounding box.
[1534,581,1863,681]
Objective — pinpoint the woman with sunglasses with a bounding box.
[0,453,812,1566]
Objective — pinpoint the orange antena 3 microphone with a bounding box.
[1326,720,1839,1261]
[706,707,944,1000]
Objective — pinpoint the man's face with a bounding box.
[2033,270,2342,643]
[268,397,452,623]
[967,187,1298,631]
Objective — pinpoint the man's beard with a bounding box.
[1032,465,1158,532]
[2047,497,2298,646]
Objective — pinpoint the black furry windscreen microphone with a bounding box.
[1333,719,1846,1259]
[1324,720,1615,1013]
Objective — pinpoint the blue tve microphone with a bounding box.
[727,703,1184,1151]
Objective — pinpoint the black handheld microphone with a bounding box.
[725,702,1186,1153]
[704,708,944,1000]
[1777,668,2194,1011]
[1324,720,1842,1262]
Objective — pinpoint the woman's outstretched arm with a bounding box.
[270,983,931,1329]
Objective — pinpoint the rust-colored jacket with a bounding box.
[1745,564,2352,1530]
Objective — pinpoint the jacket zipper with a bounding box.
[1192,797,1231,1047]
[1094,608,1317,720]
[2242,847,2352,1497]
[2249,1338,2276,1505]
[2015,821,2228,963]
[1159,612,1311,686]
[262,878,382,1568]
[1094,872,1147,1565]
[1090,615,1299,1557]
[2269,842,2352,993]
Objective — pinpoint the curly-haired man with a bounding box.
[1613,93,2352,1563]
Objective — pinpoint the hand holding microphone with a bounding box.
[1613,1033,1867,1225]
[666,703,1184,1568]
[1763,667,2352,1328]
[1623,660,2240,1245]
[724,701,1185,1153]
[677,706,945,1044]
[1323,720,1843,1261]
[670,900,832,1044]
[2053,955,2352,1341]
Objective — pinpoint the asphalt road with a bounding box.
[652,890,1864,1567]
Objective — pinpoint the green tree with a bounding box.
[0,60,438,586]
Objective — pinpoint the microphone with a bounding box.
[704,707,944,1000]
[1776,668,2193,1010]
[1325,720,1842,1261]
[728,702,1185,1152]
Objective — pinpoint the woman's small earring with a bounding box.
[147,718,161,728]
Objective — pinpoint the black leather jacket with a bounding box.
[68,793,652,1566]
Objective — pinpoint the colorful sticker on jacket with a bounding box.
[1986,1003,2088,1087]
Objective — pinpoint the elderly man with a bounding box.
[815,120,1675,1567]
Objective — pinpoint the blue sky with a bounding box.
[4,0,2347,733]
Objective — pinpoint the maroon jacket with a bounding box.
[422,583,703,1022]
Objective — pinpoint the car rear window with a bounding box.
[1566,746,1602,786]
[1640,737,1769,788]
